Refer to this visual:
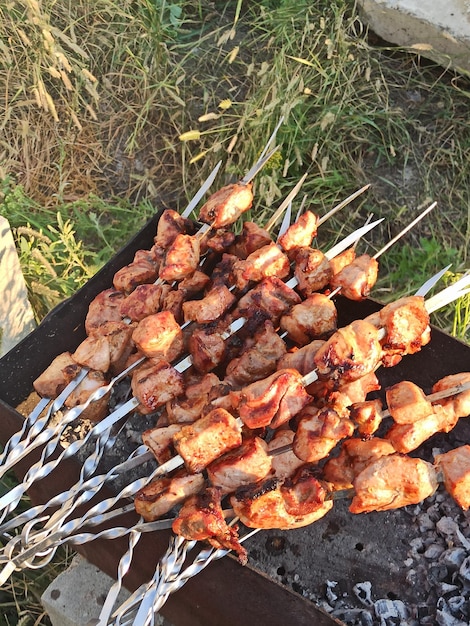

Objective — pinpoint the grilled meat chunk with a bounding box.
[330,254,379,300]
[188,324,227,374]
[205,228,236,253]
[131,359,185,414]
[159,233,200,282]
[280,293,337,345]
[229,221,272,259]
[432,372,470,418]
[113,251,159,294]
[329,248,356,276]
[64,369,109,422]
[386,380,434,424]
[385,404,458,453]
[182,285,236,325]
[33,351,82,398]
[173,408,243,473]
[198,182,253,228]
[119,283,166,322]
[293,407,355,463]
[173,486,247,563]
[293,247,332,296]
[233,368,311,430]
[85,289,126,334]
[154,209,194,249]
[350,399,384,437]
[166,373,227,424]
[73,321,134,373]
[233,243,291,290]
[135,473,205,521]
[435,445,470,510]
[178,270,211,295]
[142,423,182,464]
[350,454,438,514]
[268,429,305,479]
[207,437,272,495]
[277,341,325,377]
[132,311,183,362]
[278,211,319,254]
[233,277,301,326]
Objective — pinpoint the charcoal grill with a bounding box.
[1,212,470,626]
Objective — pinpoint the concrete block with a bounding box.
[0,216,36,356]
[358,0,470,74]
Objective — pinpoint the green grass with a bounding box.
[0,0,469,622]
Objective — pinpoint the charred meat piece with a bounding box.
[135,472,205,521]
[229,221,272,259]
[85,289,126,334]
[277,341,325,377]
[278,211,319,254]
[173,408,243,473]
[386,380,434,424]
[119,284,166,322]
[173,486,247,563]
[166,373,225,425]
[64,369,109,422]
[131,359,185,414]
[293,407,355,463]
[293,247,332,296]
[233,243,291,289]
[233,277,301,326]
[330,254,379,301]
[198,182,253,228]
[210,253,239,288]
[432,372,470,418]
[385,404,459,453]
[313,319,383,386]
[280,293,337,345]
[132,311,183,362]
[268,429,305,479]
[73,321,134,373]
[230,469,333,530]
[435,445,470,510]
[33,352,82,398]
[350,399,384,437]
[323,437,396,490]
[159,233,200,282]
[142,423,182,464]
[224,321,286,387]
[188,324,227,374]
[182,285,237,325]
[233,368,311,430]
[154,209,194,250]
[350,454,438,514]
[207,437,272,495]
[205,229,236,253]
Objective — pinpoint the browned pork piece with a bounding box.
[313,319,383,386]
[431,372,470,418]
[228,221,272,259]
[293,406,355,463]
[329,248,356,277]
[365,296,430,366]
[323,371,381,413]
[277,341,325,377]
[349,399,384,437]
[113,249,160,294]
[279,293,337,345]
[233,277,301,326]
[349,453,438,514]
[72,321,134,374]
[232,243,291,290]
[131,311,183,362]
[322,437,396,490]
[198,182,253,228]
[293,247,332,297]
[134,472,205,521]
[435,445,470,510]
[142,423,182,464]
[278,211,319,255]
[131,359,185,414]
[177,270,211,296]
[182,285,237,325]
[64,370,110,422]
[205,228,236,253]
[153,209,195,250]
[207,437,272,495]
[119,283,168,322]
[173,408,243,473]
[329,254,379,300]
[230,466,333,530]
[210,254,239,288]
[232,368,312,430]
[173,486,247,563]
[224,320,286,387]
[166,373,230,424]
[33,351,82,398]
[386,380,434,424]
[85,289,126,334]
[159,233,200,282]
[188,323,228,374]
[268,429,305,479]
[385,404,459,453]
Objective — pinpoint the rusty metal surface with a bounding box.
[1,215,470,625]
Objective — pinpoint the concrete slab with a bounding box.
[358,0,470,74]
[0,216,36,356]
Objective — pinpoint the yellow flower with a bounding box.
[179,130,201,142]
[218,99,232,110]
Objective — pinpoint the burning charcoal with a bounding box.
[417,512,435,532]
[409,536,425,555]
[436,516,460,537]
[436,610,467,626]
[374,598,409,623]
[436,582,460,596]
[458,556,470,583]
[332,608,373,625]
[429,563,449,583]
[325,579,339,603]
[447,595,466,616]
[353,581,373,607]
[440,547,467,571]
[424,543,446,560]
